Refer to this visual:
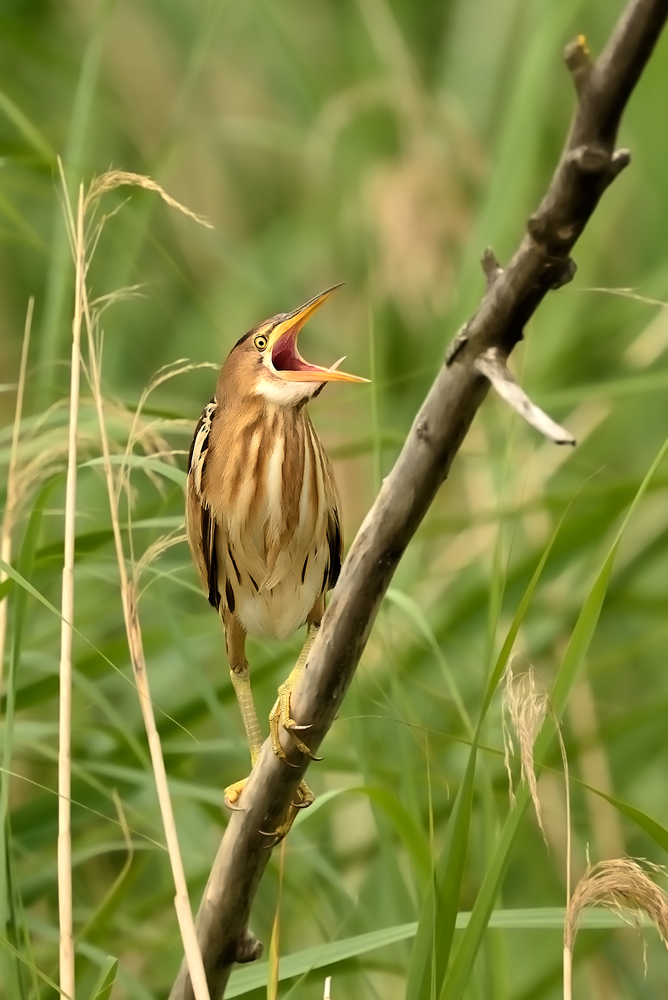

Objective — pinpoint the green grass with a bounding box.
[3,0,668,998]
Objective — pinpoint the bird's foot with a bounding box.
[269,684,323,761]
[260,780,314,845]
[224,777,248,809]
[292,779,315,810]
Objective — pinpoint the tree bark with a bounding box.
[170,1,668,997]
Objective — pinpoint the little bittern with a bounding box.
[186,285,366,818]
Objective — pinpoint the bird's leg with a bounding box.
[269,623,321,763]
[224,616,263,808]
[269,595,325,766]
[267,609,324,827]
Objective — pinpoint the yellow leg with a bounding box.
[223,615,263,808]
[224,610,322,836]
[266,621,323,830]
[269,624,321,762]
[229,665,264,763]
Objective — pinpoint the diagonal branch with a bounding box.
[170,1,668,997]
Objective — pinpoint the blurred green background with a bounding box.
[3,0,668,997]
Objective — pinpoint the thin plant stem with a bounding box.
[85,331,211,1000]
[556,714,572,1000]
[0,297,33,701]
[267,838,286,1000]
[367,300,381,495]
[563,940,572,1000]
[67,171,211,1000]
[58,186,85,1000]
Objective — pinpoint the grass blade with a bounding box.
[0,478,57,998]
[0,89,55,163]
[228,906,643,996]
[88,956,118,1000]
[405,749,477,1000]
[440,431,668,1000]
[404,503,568,1000]
[0,298,33,703]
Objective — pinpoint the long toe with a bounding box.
[284,720,319,758]
[260,781,315,844]
[270,691,323,761]
[292,780,315,810]
[224,777,248,809]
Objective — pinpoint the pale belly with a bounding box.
[235,567,323,640]
[216,506,330,640]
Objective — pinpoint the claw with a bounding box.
[258,812,295,846]
[257,781,314,842]
[283,718,323,760]
[269,689,323,760]
[259,827,286,848]
[269,623,325,762]
[291,796,311,809]
[282,720,324,759]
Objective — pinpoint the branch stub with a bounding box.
[564,33,594,98]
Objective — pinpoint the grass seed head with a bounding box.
[565,858,668,961]
[503,656,549,840]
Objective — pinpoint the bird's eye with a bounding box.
[254,334,268,351]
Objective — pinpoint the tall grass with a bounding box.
[2,0,668,998]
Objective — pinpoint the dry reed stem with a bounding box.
[57,180,85,1000]
[62,165,211,1000]
[502,657,548,841]
[0,298,33,703]
[563,859,668,1000]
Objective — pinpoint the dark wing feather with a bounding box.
[200,504,220,610]
[187,396,216,479]
[186,396,223,611]
[325,506,343,592]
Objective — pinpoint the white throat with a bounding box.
[254,373,322,406]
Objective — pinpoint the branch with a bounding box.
[170,2,668,997]
[474,347,576,446]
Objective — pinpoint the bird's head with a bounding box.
[220,284,368,408]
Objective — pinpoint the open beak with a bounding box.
[267,284,369,383]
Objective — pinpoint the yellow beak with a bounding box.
[267,284,369,384]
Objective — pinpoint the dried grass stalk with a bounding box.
[564,858,668,1000]
[60,161,211,1000]
[502,657,549,840]
[58,182,86,1000]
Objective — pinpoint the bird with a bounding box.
[185,285,367,824]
